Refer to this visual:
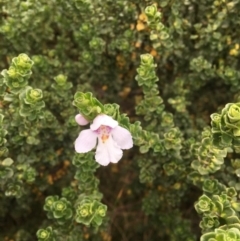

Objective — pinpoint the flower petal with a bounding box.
[90,114,118,131]
[75,114,89,126]
[75,129,97,153]
[111,126,133,149]
[95,136,123,166]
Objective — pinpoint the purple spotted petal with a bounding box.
[95,136,123,166]
[75,129,97,153]
[111,126,133,149]
[75,114,89,126]
[90,114,118,131]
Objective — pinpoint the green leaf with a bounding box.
[231,202,240,212]
[2,158,14,166]
[200,232,216,241]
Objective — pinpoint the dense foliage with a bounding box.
[1,0,240,240]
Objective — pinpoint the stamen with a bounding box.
[97,125,111,143]
[101,134,109,143]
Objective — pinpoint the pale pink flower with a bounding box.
[75,114,89,126]
[74,114,133,166]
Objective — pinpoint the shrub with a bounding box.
[1,0,240,240]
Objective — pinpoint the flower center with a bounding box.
[97,125,111,143]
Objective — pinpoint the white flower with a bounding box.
[74,114,133,166]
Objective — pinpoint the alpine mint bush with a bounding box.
[1,0,240,241]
